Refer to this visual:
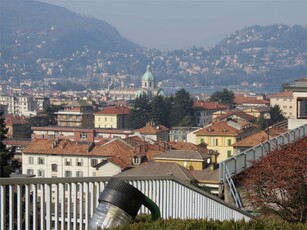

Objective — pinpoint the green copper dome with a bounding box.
[142,65,154,81]
[135,88,148,98]
[157,88,166,97]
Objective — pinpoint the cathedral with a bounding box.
[107,65,165,100]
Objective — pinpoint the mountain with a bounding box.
[0,0,138,58]
[0,0,306,88]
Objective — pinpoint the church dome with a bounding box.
[157,88,166,97]
[142,65,154,81]
[135,88,148,98]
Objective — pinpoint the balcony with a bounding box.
[0,176,251,230]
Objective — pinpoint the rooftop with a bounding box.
[193,101,228,110]
[117,161,196,182]
[135,123,169,134]
[94,106,129,115]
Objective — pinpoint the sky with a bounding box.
[37,0,306,51]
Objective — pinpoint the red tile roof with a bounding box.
[193,101,228,110]
[135,123,169,134]
[234,95,269,105]
[5,114,28,125]
[268,91,293,98]
[23,138,137,168]
[169,142,208,154]
[194,121,257,136]
[23,139,90,155]
[94,106,129,115]
[215,111,257,122]
[233,127,285,147]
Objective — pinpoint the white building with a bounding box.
[269,91,293,118]
[284,77,307,129]
[22,138,136,178]
[0,94,38,116]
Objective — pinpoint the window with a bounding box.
[51,164,58,172]
[227,139,232,146]
[132,156,141,165]
[76,159,83,166]
[98,117,100,121]
[80,132,87,139]
[28,157,34,164]
[91,159,98,167]
[76,171,83,177]
[65,171,72,177]
[65,158,71,166]
[38,169,45,177]
[227,150,232,158]
[27,169,34,175]
[111,117,113,122]
[104,117,107,121]
[213,138,218,146]
[38,157,44,164]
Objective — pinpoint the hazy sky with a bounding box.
[37,0,306,50]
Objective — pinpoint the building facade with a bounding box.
[269,91,293,118]
[189,120,258,162]
[193,101,228,127]
[94,106,129,129]
[285,77,307,129]
[0,94,37,116]
[55,100,94,127]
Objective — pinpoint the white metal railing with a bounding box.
[0,176,252,230]
[219,123,307,208]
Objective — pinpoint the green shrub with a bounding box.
[113,215,307,230]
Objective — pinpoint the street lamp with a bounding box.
[264,112,271,152]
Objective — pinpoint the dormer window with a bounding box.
[132,156,141,165]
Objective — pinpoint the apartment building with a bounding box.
[0,94,36,116]
[55,100,94,127]
[188,120,258,162]
[94,106,129,129]
[22,138,139,177]
[269,91,293,118]
[193,101,228,126]
[284,77,307,129]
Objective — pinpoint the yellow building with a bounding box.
[94,106,129,129]
[194,120,258,162]
[153,149,210,171]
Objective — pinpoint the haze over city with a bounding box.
[37,0,306,50]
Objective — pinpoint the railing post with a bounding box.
[9,185,14,230]
[0,185,6,230]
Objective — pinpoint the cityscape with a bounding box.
[0,0,306,229]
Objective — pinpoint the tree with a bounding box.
[150,95,171,128]
[257,105,286,130]
[0,112,20,177]
[209,88,234,107]
[269,105,286,124]
[28,105,63,127]
[127,95,151,129]
[170,88,194,127]
[242,137,307,223]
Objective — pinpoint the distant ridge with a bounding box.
[0,0,138,58]
[0,0,306,87]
